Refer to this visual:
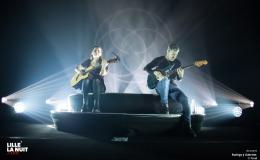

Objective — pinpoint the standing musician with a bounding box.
[74,46,108,112]
[144,43,197,137]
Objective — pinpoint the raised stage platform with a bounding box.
[0,102,259,159]
[53,93,204,137]
[51,112,204,137]
[68,93,184,114]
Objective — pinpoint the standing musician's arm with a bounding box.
[100,59,109,76]
[75,65,85,74]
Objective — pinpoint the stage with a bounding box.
[0,108,259,160]
[0,92,259,159]
[0,121,259,160]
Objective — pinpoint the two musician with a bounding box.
[73,43,205,137]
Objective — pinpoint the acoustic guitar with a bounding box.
[71,56,119,88]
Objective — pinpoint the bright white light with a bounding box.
[1,97,7,103]
[211,101,218,106]
[13,102,26,113]
[46,125,55,128]
[46,98,71,112]
[45,99,51,104]
[250,101,254,107]
[202,100,218,107]
[194,106,205,115]
[233,106,242,117]
[191,99,205,115]
[55,104,71,112]
[191,99,196,108]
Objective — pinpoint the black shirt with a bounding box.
[81,58,103,80]
[144,56,182,82]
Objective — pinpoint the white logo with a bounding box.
[6,141,28,155]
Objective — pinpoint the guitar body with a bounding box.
[70,72,90,88]
[147,74,159,89]
[71,56,120,88]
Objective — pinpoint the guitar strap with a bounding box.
[167,63,175,73]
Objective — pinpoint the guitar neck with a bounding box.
[182,64,194,69]
[107,58,118,64]
[166,64,194,76]
[107,60,114,63]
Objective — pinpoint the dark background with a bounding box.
[0,0,259,125]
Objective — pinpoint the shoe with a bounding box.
[86,107,92,112]
[179,119,197,138]
[161,108,169,114]
[162,104,170,114]
[183,126,197,138]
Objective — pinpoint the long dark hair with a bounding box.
[89,46,103,64]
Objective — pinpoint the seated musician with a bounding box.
[144,43,196,137]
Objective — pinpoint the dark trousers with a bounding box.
[81,78,105,112]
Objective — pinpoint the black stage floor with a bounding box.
[1,121,259,160]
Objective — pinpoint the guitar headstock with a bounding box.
[108,53,120,64]
[194,60,208,67]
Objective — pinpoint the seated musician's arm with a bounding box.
[176,69,184,81]
[176,60,184,81]
[144,57,161,74]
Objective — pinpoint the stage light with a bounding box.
[250,101,254,107]
[13,102,26,113]
[1,97,7,103]
[232,106,242,117]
